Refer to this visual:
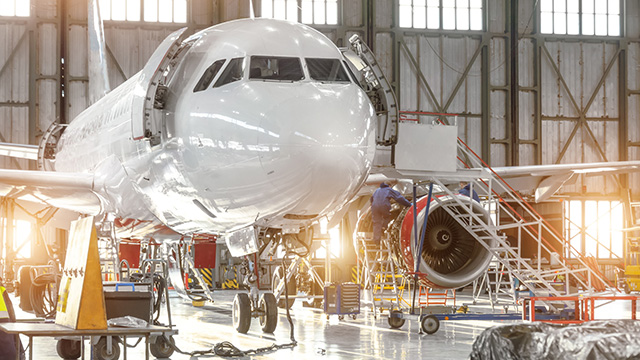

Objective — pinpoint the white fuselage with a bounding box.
[54,19,376,237]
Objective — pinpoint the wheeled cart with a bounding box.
[386,306,522,334]
[324,282,360,320]
[53,276,177,360]
[0,322,178,360]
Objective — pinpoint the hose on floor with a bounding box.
[162,252,298,357]
[175,240,208,302]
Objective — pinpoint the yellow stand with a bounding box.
[55,216,107,330]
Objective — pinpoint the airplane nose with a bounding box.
[258,84,375,215]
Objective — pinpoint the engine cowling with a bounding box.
[356,194,496,289]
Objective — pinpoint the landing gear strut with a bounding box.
[232,259,278,334]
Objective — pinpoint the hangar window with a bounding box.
[98,0,187,22]
[0,0,30,17]
[249,56,304,81]
[564,200,623,260]
[144,0,187,22]
[306,58,350,82]
[99,0,141,21]
[261,0,339,25]
[399,0,483,31]
[214,58,245,88]
[193,59,226,92]
[540,0,621,36]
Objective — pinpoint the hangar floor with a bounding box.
[9,289,637,359]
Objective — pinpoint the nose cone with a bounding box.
[258,83,375,217]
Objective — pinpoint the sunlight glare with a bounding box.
[174,0,187,22]
[301,0,313,23]
[314,0,325,24]
[127,0,140,21]
[15,220,32,259]
[16,0,30,17]
[158,0,172,22]
[111,0,126,21]
[0,0,15,17]
[144,0,158,21]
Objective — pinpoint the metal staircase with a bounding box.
[427,135,614,299]
[358,235,402,318]
[473,258,526,311]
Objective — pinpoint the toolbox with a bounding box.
[324,282,360,315]
[103,282,153,322]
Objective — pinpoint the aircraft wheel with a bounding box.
[258,293,278,333]
[624,283,631,294]
[421,315,440,335]
[56,339,81,359]
[93,337,120,360]
[388,310,405,329]
[233,293,252,334]
[272,266,296,309]
[150,335,175,359]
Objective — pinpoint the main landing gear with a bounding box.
[232,259,278,334]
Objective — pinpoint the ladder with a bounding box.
[358,235,402,318]
[473,258,526,311]
[427,135,614,300]
[418,286,456,307]
[96,222,120,282]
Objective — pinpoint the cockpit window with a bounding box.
[193,59,225,92]
[306,58,350,82]
[249,56,304,81]
[213,57,244,88]
[343,60,364,89]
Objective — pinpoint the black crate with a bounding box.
[104,290,152,322]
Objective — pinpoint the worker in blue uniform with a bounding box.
[459,181,480,202]
[371,181,411,245]
[0,278,24,360]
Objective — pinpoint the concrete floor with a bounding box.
[7,289,638,359]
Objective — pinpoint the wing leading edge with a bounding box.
[491,160,640,202]
[0,169,103,215]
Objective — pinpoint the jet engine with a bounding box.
[356,194,496,289]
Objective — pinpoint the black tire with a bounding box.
[258,293,278,333]
[93,337,120,360]
[624,282,631,294]
[233,293,252,334]
[18,266,33,311]
[421,315,440,335]
[150,335,175,359]
[272,266,296,309]
[388,310,405,329]
[56,339,81,359]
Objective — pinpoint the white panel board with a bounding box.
[395,123,457,172]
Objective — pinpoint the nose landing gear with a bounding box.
[232,260,279,334]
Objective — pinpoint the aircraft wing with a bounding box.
[0,142,38,161]
[374,160,640,203]
[491,160,640,202]
[0,169,103,215]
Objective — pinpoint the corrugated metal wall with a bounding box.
[0,0,639,200]
[64,0,215,121]
[394,0,639,199]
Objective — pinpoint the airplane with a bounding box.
[1,10,639,335]
[0,16,377,334]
